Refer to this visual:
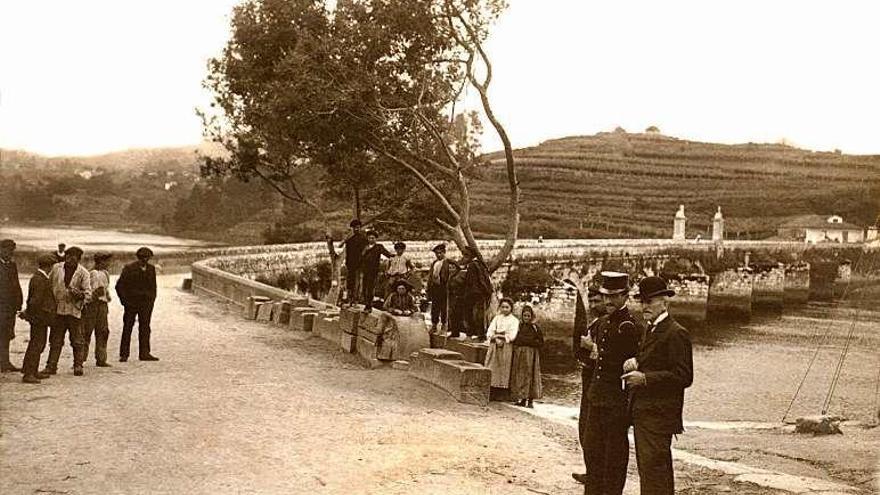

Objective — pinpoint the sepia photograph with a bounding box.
[1,1,878,494]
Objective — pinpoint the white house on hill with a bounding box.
[777,215,865,243]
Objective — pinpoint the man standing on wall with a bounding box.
[0,239,23,372]
[623,276,694,495]
[44,246,92,376]
[581,272,641,495]
[459,246,493,341]
[341,219,367,306]
[116,247,158,362]
[426,243,456,335]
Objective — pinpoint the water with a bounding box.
[0,224,222,254]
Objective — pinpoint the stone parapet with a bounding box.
[783,262,811,305]
[707,269,753,321]
[752,264,785,311]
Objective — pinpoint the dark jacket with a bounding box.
[462,258,493,301]
[23,270,56,324]
[360,243,393,276]
[572,292,592,366]
[629,315,694,434]
[426,259,457,296]
[383,292,416,313]
[513,322,544,348]
[582,306,642,409]
[343,232,368,268]
[0,258,23,311]
[116,261,157,307]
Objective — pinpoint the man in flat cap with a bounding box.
[20,254,57,383]
[623,276,693,495]
[581,271,642,495]
[44,246,92,376]
[82,252,113,367]
[0,239,23,372]
[426,243,457,335]
[116,247,158,362]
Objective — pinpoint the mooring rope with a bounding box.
[780,250,865,423]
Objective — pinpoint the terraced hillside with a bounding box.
[474,132,880,240]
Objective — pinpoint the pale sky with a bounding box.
[1,1,879,157]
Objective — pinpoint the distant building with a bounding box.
[777,215,865,243]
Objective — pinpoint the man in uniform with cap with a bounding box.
[116,247,158,362]
[623,276,693,495]
[426,243,457,335]
[0,239,23,372]
[581,271,642,495]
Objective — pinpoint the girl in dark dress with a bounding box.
[510,305,544,407]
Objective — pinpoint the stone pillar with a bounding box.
[673,204,686,241]
[751,264,785,311]
[783,262,810,305]
[707,268,753,322]
[712,206,724,242]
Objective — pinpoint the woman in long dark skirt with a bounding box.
[510,305,543,408]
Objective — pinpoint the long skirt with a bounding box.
[510,345,543,400]
[484,341,513,388]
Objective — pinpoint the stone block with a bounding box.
[358,311,383,335]
[433,359,491,406]
[272,300,292,325]
[339,307,361,335]
[384,315,431,361]
[244,296,271,320]
[357,336,382,366]
[795,415,842,435]
[256,301,274,322]
[181,277,193,291]
[707,269,752,322]
[430,333,447,349]
[340,332,357,353]
[392,360,410,371]
[289,307,317,332]
[444,339,489,364]
[315,317,341,344]
[408,348,464,384]
[289,296,310,308]
[752,265,784,311]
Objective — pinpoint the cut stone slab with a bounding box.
[289,308,317,332]
[375,314,431,362]
[409,348,464,385]
[289,296,310,308]
[795,415,842,435]
[272,300,292,325]
[339,307,361,335]
[314,317,341,344]
[181,278,193,291]
[444,339,489,364]
[244,296,271,320]
[340,332,357,353]
[432,359,491,406]
[255,301,274,322]
[429,333,447,349]
[392,360,410,371]
[357,311,383,335]
[356,335,385,368]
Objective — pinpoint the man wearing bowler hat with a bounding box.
[622,276,694,495]
[581,271,641,495]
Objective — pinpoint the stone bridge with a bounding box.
[190,238,872,326]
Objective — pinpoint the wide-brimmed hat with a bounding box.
[431,243,446,253]
[598,271,630,295]
[390,279,413,291]
[636,276,675,301]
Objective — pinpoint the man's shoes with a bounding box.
[139,355,159,361]
[1,364,21,373]
[96,362,112,367]
[571,473,587,484]
[40,367,57,375]
[119,356,128,362]
[22,375,41,384]
[73,366,84,376]
[35,371,52,379]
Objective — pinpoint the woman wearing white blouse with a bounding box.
[484,298,519,389]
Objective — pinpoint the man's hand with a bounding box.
[579,335,594,350]
[621,371,646,388]
[623,358,639,373]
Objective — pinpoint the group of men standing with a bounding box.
[0,239,159,384]
[572,271,694,495]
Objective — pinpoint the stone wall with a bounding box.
[752,264,785,311]
[707,269,753,321]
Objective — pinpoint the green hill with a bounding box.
[472,131,880,240]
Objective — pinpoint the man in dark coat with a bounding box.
[426,243,457,335]
[20,254,58,383]
[359,230,393,312]
[341,219,368,305]
[623,276,694,495]
[571,283,603,484]
[581,272,642,495]
[116,247,158,362]
[458,246,493,340]
[0,239,23,372]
